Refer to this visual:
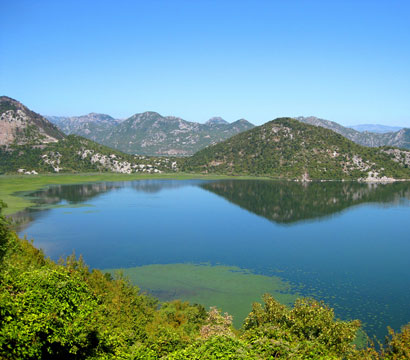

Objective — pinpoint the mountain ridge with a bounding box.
[47,111,255,156]
[0,97,177,174]
[183,117,410,181]
[348,124,404,133]
[296,116,410,149]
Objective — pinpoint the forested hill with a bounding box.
[183,118,410,181]
[0,135,178,174]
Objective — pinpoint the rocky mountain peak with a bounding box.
[205,117,228,126]
[0,96,65,146]
[233,118,252,125]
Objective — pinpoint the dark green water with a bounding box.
[16,179,410,339]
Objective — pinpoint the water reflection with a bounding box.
[14,180,410,228]
[202,180,410,224]
[12,180,207,229]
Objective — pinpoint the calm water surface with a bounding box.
[16,179,410,339]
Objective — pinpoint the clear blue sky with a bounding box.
[1,0,409,126]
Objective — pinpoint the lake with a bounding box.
[15,179,410,339]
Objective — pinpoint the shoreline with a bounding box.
[0,172,266,216]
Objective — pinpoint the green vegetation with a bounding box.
[104,264,297,328]
[183,118,410,180]
[0,100,18,114]
[1,202,410,359]
[0,134,179,174]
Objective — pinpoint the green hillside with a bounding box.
[0,135,177,174]
[183,118,410,181]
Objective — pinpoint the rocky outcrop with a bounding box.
[0,96,64,146]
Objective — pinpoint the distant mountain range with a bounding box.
[183,118,410,181]
[46,113,255,156]
[0,96,176,174]
[46,113,122,143]
[47,112,409,156]
[348,124,403,133]
[296,116,410,149]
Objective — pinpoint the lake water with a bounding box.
[16,179,410,339]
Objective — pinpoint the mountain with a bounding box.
[183,118,410,181]
[296,116,410,149]
[0,96,65,145]
[45,113,121,143]
[205,117,229,126]
[93,112,254,156]
[0,98,177,174]
[348,124,403,133]
[48,111,254,156]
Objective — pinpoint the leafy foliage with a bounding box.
[0,201,409,359]
[243,294,361,359]
[382,325,410,359]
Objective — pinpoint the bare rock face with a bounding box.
[0,96,64,145]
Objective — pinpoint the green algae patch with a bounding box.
[104,263,297,328]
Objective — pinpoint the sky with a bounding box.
[1,0,409,126]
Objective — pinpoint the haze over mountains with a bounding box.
[46,112,254,156]
[46,113,121,143]
[348,124,403,133]
[296,116,410,149]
